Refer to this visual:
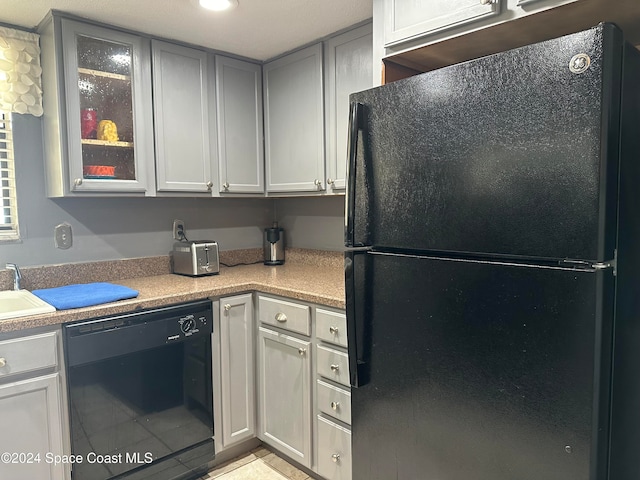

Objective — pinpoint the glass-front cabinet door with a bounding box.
[61,19,154,194]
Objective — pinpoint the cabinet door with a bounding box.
[384,0,502,47]
[215,56,264,194]
[325,24,372,192]
[0,374,66,480]
[219,294,255,448]
[152,40,213,193]
[264,44,325,193]
[61,19,154,194]
[258,326,312,467]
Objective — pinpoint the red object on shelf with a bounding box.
[81,108,97,139]
[83,165,115,177]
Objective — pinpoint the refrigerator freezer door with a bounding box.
[348,24,622,262]
[348,252,614,480]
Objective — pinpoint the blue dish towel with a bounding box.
[32,282,139,310]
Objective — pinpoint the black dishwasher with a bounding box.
[64,300,214,480]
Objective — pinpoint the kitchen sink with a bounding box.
[0,290,56,320]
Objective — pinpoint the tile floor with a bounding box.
[201,447,312,480]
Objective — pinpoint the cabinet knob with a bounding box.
[329,326,339,334]
[74,178,83,186]
[222,182,230,190]
[327,178,335,185]
[331,453,340,463]
[224,304,231,312]
[330,364,340,372]
[275,312,287,323]
[0,358,5,368]
[331,401,340,411]
[206,181,213,190]
[298,347,307,356]
[479,0,495,4]
[314,179,323,190]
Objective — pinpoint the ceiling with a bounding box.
[1,0,373,61]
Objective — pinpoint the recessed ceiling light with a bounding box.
[199,0,238,11]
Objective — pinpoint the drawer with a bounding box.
[316,308,347,348]
[258,296,311,336]
[317,415,352,480]
[0,332,58,379]
[317,344,350,387]
[317,379,351,425]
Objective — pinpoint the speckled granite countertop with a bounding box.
[0,249,345,333]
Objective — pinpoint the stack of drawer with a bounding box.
[315,308,352,480]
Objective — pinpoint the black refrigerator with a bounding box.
[345,23,640,480]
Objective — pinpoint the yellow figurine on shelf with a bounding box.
[97,120,119,142]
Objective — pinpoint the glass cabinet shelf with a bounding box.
[81,139,134,148]
[77,67,130,81]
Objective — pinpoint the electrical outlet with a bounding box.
[55,223,73,249]
[173,219,185,241]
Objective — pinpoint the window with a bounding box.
[0,111,18,240]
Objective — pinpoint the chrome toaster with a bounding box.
[172,241,220,276]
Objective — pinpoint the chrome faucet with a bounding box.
[5,263,22,291]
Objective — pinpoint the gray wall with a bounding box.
[275,196,345,251]
[2,114,344,267]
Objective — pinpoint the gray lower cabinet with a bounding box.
[257,326,312,468]
[0,331,68,480]
[215,294,256,450]
[215,56,264,194]
[263,43,325,193]
[317,416,352,480]
[324,23,373,193]
[152,40,213,193]
[257,294,350,479]
[315,307,352,480]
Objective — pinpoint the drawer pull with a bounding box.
[329,326,339,334]
[330,364,340,372]
[275,312,287,323]
[331,453,340,463]
[224,304,231,312]
[0,358,5,368]
[331,401,340,411]
[298,348,307,356]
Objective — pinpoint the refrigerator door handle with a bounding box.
[345,251,370,388]
[345,102,363,247]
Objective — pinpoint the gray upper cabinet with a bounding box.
[263,43,325,193]
[383,0,502,47]
[152,40,213,193]
[40,16,155,196]
[215,56,264,194]
[324,24,373,193]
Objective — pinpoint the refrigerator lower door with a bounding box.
[348,252,614,480]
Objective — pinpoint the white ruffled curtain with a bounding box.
[0,26,43,116]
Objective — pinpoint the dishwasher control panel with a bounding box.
[177,313,209,336]
[64,299,213,366]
